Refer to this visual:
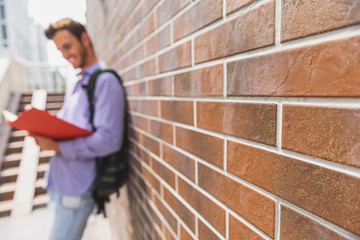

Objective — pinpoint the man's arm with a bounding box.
[56,73,125,160]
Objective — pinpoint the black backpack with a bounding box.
[84,68,129,217]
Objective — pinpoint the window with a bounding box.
[2,24,7,40]
[0,5,4,19]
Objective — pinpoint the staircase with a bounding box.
[0,92,64,217]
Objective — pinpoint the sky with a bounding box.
[27,0,87,65]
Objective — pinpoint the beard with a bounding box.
[78,44,88,69]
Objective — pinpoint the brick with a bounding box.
[123,1,156,45]
[121,67,138,82]
[152,209,164,231]
[227,36,360,97]
[152,158,176,189]
[122,26,141,53]
[122,34,141,57]
[164,224,177,240]
[180,225,193,240]
[282,105,360,168]
[148,76,172,96]
[173,0,222,41]
[229,213,265,240]
[130,153,142,171]
[139,100,159,117]
[161,100,194,125]
[114,56,123,72]
[178,178,226,236]
[197,101,277,146]
[128,100,139,112]
[142,0,160,17]
[123,5,142,36]
[163,187,196,233]
[198,219,221,240]
[198,162,275,237]
[176,127,223,168]
[130,114,148,131]
[140,204,157,236]
[146,26,171,56]
[227,141,360,236]
[280,206,348,240]
[282,0,360,42]
[125,81,147,96]
[129,127,142,145]
[143,167,161,194]
[149,120,173,144]
[163,145,196,182]
[137,13,155,41]
[155,227,163,240]
[159,41,192,73]
[144,182,155,205]
[138,58,157,78]
[157,0,191,26]
[155,194,178,232]
[195,0,275,63]
[129,162,145,193]
[133,143,152,167]
[121,44,145,68]
[142,134,160,156]
[226,0,256,14]
[174,65,223,97]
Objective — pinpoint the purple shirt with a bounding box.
[45,62,125,195]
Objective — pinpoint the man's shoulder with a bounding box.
[91,68,121,82]
[91,69,124,95]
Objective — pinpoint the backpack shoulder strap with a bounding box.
[85,68,125,131]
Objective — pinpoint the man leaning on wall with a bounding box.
[31,18,126,240]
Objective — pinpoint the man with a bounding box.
[33,18,125,240]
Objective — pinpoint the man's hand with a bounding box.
[31,134,60,153]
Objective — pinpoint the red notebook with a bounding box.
[3,108,93,140]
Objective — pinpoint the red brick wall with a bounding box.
[86,0,360,239]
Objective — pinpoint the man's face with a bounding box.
[52,29,87,69]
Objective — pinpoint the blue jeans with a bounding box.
[47,189,95,240]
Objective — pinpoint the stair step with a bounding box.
[38,163,49,172]
[35,179,46,196]
[21,93,32,97]
[2,153,22,169]
[0,200,13,217]
[36,163,49,179]
[5,141,24,154]
[18,104,30,112]
[39,151,55,164]
[47,92,65,96]
[33,194,49,210]
[0,182,16,201]
[46,102,63,111]
[48,110,59,115]
[20,96,32,104]
[46,95,65,102]
[0,167,19,183]
[10,130,27,142]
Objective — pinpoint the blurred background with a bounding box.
[0,0,86,120]
[0,1,112,240]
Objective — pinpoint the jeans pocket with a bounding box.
[61,195,82,209]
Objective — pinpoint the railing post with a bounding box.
[11,89,47,219]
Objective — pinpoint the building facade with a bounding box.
[0,0,47,61]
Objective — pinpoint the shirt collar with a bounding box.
[77,62,102,79]
[73,62,103,93]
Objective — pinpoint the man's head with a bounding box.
[45,18,97,70]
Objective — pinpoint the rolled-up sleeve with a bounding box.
[58,72,125,160]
